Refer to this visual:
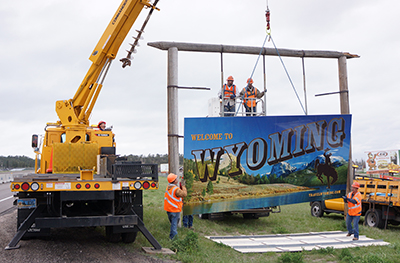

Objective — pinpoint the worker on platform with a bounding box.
[98,121,106,131]
[342,182,362,241]
[164,173,187,239]
[218,76,237,117]
[239,78,265,116]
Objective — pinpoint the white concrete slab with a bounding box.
[207,231,390,253]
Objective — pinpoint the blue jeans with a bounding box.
[244,105,257,116]
[224,104,235,117]
[183,215,193,228]
[167,212,180,239]
[346,214,360,238]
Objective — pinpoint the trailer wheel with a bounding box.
[121,231,137,243]
[311,202,324,217]
[365,209,384,229]
[106,226,121,243]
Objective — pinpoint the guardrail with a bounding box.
[0,173,14,184]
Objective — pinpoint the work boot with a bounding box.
[346,233,352,237]
[353,237,358,241]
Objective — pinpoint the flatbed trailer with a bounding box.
[358,178,400,228]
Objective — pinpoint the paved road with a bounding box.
[0,183,13,215]
[0,170,34,215]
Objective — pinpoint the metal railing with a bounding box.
[221,98,266,117]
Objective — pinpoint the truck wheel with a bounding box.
[121,232,137,243]
[365,209,384,229]
[106,226,121,243]
[311,202,324,217]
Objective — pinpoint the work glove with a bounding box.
[219,95,222,99]
[342,196,348,203]
[347,198,357,205]
[230,95,235,99]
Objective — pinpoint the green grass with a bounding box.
[130,179,400,263]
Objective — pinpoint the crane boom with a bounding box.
[56,0,155,126]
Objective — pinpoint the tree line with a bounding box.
[123,154,183,165]
[0,156,35,169]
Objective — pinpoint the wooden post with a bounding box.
[338,55,353,218]
[167,47,179,176]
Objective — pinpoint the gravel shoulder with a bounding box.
[0,209,174,263]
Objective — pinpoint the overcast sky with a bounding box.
[1,0,399,162]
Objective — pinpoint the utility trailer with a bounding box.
[6,160,161,250]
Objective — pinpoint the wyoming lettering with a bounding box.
[190,117,348,182]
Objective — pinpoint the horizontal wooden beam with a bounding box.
[148,41,359,59]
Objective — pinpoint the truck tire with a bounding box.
[311,202,324,217]
[106,226,121,243]
[365,209,384,229]
[121,232,137,243]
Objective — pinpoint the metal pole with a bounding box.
[220,51,224,117]
[167,47,179,176]
[263,55,267,116]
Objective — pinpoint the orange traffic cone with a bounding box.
[46,148,53,173]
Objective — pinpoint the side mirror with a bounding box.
[32,134,38,148]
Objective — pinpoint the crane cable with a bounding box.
[238,3,306,115]
[270,35,306,115]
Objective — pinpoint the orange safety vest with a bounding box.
[347,191,362,216]
[243,88,258,107]
[223,84,236,99]
[164,185,183,213]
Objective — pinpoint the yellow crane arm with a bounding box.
[56,0,156,126]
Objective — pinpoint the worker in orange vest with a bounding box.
[239,78,265,116]
[219,76,237,116]
[342,182,362,241]
[164,173,187,239]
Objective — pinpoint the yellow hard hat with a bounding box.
[167,173,178,183]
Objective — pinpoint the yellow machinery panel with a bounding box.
[53,142,98,173]
[324,198,345,211]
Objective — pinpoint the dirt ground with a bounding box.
[0,208,175,263]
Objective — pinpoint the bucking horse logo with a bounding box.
[315,149,338,189]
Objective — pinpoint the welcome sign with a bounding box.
[183,115,352,215]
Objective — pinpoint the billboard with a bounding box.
[183,115,352,215]
[365,150,400,172]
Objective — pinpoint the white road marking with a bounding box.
[0,196,13,203]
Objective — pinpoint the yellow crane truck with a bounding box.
[6,0,161,250]
[311,177,400,229]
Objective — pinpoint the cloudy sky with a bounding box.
[1,0,399,162]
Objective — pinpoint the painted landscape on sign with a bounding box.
[182,115,352,215]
